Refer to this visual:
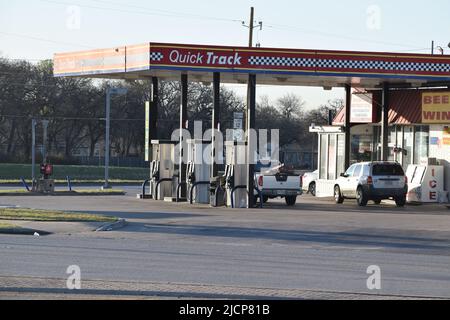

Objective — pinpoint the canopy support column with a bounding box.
[344,84,351,170]
[179,74,188,198]
[211,72,220,178]
[381,83,390,161]
[150,77,159,141]
[246,74,256,208]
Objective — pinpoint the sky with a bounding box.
[1,0,450,109]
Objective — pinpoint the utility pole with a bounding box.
[242,7,262,48]
[103,87,127,190]
[42,120,49,163]
[104,88,112,189]
[248,7,254,47]
[244,7,259,208]
[31,119,36,187]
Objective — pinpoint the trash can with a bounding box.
[210,176,225,207]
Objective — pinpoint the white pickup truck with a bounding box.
[254,163,303,206]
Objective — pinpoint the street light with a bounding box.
[102,87,127,190]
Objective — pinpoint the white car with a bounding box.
[302,170,318,196]
[334,161,408,207]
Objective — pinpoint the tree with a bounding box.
[256,95,281,130]
[306,98,344,125]
[276,93,305,120]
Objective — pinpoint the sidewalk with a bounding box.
[0,276,438,300]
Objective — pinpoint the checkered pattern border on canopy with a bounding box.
[248,56,450,73]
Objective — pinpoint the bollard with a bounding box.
[67,176,72,191]
[20,177,30,192]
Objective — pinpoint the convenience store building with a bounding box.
[312,89,450,202]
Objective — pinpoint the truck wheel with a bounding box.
[356,187,368,207]
[285,196,297,206]
[395,196,406,207]
[309,182,316,197]
[334,186,344,204]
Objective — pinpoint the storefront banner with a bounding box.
[350,93,374,123]
[422,92,450,124]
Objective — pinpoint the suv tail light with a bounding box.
[367,176,373,185]
[404,176,408,185]
[258,175,264,187]
[301,175,304,187]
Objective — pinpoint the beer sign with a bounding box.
[422,92,450,123]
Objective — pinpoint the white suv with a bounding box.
[334,162,408,207]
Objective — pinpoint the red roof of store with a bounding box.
[333,89,450,125]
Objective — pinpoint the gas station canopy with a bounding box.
[54,42,450,88]
[53,42,450,208]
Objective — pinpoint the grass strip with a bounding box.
[0,208,117,223]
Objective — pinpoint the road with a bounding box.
[1,190,450,299]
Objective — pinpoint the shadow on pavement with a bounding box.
[139,223,450,252]
[262,200,450,216]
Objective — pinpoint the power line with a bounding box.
[38,0,242,23]
[264,22,431,51]
[88,0,242,22]
[0,57,51,62]
[0,31,95,49]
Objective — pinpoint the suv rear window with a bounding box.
[372,164,404,176]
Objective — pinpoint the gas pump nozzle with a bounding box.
[224,164,235,190]
[150,160,160,181]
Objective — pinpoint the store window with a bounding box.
[319,135,327,180]
[414,126,429,165]
[403,126,413,168]
[351,135,372,163]
[337,134,346,175]
[388,126,397,162]
[372,126,381,161]
[328,135,337,180]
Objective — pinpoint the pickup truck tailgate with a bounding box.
[256,173,302,196]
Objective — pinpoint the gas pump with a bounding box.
[35,163,55,193]
[224,141,247,208]
[186,139,211,204]
[150,140,175,200]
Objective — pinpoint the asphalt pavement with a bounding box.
[0,188,449,299]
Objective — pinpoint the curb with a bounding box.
[0,191,126,197]
[0,228,51,236]
[95,218,127,232]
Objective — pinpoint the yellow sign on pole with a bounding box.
[145,101,150,162]
[422,92,450,124]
